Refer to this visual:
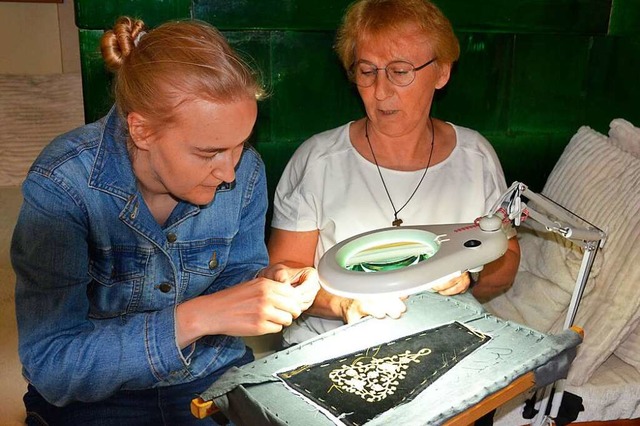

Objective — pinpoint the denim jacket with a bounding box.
[11,107,268,406]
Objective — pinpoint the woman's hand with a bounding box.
[175,265,320,348]
[339,295,407,324]
[258,264,320,313]
[338,271,470,325]
[430,272,471,296]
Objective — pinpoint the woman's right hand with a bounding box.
[175,270,319,348]
[257,264,320,313]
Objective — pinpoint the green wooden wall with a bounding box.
[74,0,640,202]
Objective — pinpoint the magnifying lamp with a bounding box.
[317,216,509,298]
[317,182,605,298]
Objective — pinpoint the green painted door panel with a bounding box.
[193,0,351,30]
[489,132,569,193]
[586,35,640,132]
[75,0,191,29]
[434,0,611,34]
[223,31,273,146]
[78,30,114,122]
[610,0,640,35]
[432,32,513,132]
[192,0,611,34]
[227,30,363,146]
[509,35,591,133]
[267,31,363,143]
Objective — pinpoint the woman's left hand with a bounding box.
[341,296,407,324]
[431,272,471,296]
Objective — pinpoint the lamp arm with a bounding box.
[491,182,606,246]
[523,204,605,243]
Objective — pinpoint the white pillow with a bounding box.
[544,122,640,385]
[609,118,640,371]
[609,118,640,158]
[616,324,640,370]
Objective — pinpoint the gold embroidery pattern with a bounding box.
[328,348,432,402]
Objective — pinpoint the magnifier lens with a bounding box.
[345,242,435,272]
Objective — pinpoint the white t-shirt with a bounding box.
[272,121,509,344]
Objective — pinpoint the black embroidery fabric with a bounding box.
[277,321,490,426]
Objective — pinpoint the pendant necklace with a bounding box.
[365,117,435,227]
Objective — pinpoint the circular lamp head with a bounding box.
[318,223,509,298]
[318,228,456,297]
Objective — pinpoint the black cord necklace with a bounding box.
[365,117,435,227]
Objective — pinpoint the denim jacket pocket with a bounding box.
[87,246,150,317]
[179,239,232,292]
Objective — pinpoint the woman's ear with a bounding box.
[435,62,452,90]
[127,112,152,151]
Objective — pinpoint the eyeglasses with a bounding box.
[350,58,437,87]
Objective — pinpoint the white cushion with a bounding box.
[609,118,640,158]
[616,325,640,371]
[609,118,640,371]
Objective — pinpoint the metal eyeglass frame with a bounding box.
[350,57,436,87]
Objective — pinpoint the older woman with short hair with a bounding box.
[268,0,520,346]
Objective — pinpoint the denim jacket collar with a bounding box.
[88,106,139,201]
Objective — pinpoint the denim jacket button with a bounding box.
[158,282,173,293]
[208,252,218,270]
[167,233,177,243]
